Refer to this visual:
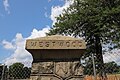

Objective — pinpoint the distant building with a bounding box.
[0,64,8,80]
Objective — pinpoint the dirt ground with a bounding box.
[84,74,120,80]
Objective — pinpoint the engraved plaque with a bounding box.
[26,35,86,49]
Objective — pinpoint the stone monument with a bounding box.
[25,35,86,80]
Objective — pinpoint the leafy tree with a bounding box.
[48,0,120,78]
[83,61,120,75]
[9,62,31,79]
[104,61,120,74]
[23,67,31,78]
[83,57,94,75]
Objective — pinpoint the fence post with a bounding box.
[1,64,5,80]
[92,53,97,80]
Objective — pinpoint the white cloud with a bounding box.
[3,0,10,14]
[103,49,120,65]
[28,26,50,39]
[50,0,73,25]
[2,40,15,50]
[48,0,52,2]
[2,27,50,67]
[2,26,120,66]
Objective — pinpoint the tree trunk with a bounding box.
[95,35,107,80]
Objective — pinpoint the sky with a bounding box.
[0,0,120,67]
[0,0,74,66]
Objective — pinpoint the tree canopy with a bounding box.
[83,61,120,75]
[9,62,31,79]
[49,0,120,47]
[104,61,120,74]
[48,0,120,77]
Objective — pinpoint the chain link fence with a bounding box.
[83,51,120,80]
[0,52,120,80]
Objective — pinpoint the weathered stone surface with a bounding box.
[69,78,84,80]
[26,35,86,49]
[30,76,60,80]
[30,61,83,80]
[26,35,86,62]
[31,63,39,74]
[25,35,86,80]
[31,62,54,74]
[30,76,84,80]
[55,61,83,78]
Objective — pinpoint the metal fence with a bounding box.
[0,52,120,80]
[82,51,120,80]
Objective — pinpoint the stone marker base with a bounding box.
[30,74,84,80]
[30,61,84,80]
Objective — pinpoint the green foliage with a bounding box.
[83,58,94,75]
[83,61,120,75]
[48,0,120,76]
[104,61,120,74]
[9,62,31,79]
[48,0,120,46]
